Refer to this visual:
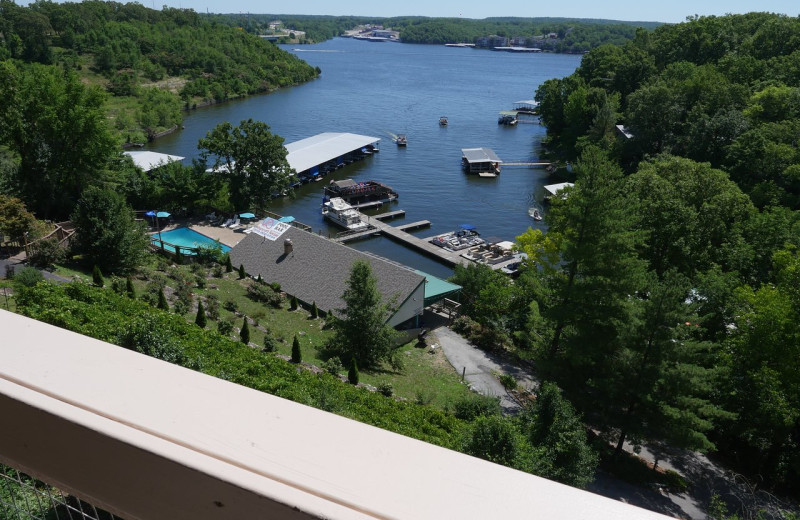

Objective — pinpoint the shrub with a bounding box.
[205,294,220,320]
[348,358,359,385]
[173,299,188,315]
[196,243,224,264]
[246,282,283,307]
[289,296,298,310]
[378,382,394,397]
[109,276,126,294]
[452,395,502,420]
[212,264,224,278]
[195,300,207,328]
[463,415,520,466]
[12,266,43,288]
[310,301,318,319]
[223,299,238,312]
[499,373,517,390]
[291,335,302,363]
[217,319,233,336]
[195,273,206,289]
[240,318,250,344]
[92,265,104,287]
[29,237,65,268]
[224,255,233,272]
[256,274,263,284]
[262,333,277,353]
[322,357,343,376]
[270,282,281,292]
[238,264,246,279]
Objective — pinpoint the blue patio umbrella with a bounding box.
[278,216,295,223]
[144,210,156,217]
[156,211,171,218]
[239,212,256,219]
[459,224,476,230]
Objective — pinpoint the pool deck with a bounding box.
[161,219,249,248]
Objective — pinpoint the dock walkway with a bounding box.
[333,212,467,266]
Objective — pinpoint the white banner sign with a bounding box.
[251,218,290,241]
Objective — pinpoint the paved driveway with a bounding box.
[431,326,537,413]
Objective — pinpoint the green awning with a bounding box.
[414,270,462,307]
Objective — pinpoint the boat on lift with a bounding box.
[324,179,398,208]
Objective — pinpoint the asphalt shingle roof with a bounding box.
[229,227,425,317]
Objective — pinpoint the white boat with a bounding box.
[322,197,370,231]
[529,208,543,221]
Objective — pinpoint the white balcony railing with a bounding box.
[0,310,670,519]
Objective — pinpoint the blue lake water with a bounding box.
[145,38,581,277]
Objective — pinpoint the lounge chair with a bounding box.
[220,218,233,227]
[228,217,240,229]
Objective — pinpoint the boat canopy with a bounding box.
[461,148,502,164]
[285,132,380,174]
[543,182,574,196]
[124,151,184,172]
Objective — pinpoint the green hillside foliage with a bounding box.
[13,280,600,487]
[209,13,658,51]
[0,1,318,141]
[536,12,800,209]
[464,12,800,495]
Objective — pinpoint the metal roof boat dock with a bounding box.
[285,132,380,179]
[124,151,185,172]
[543,182,575,200]
[513,100,540,114]
[462,147,502,177]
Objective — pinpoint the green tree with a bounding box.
[198,119,293,212]
[225,254,233,272]
[92,265,104,287]
[310,301,318,319]
[291,335,302,363]
[195,300,207,328]
[347,357,359,385]
[721,247,800,489]
[463,415,521,467]
[240,317,250,344]
[0,195,37,243]
[157,287,169,311]
[290,295,298,310]
[0,62,117,219]
[125,276,136,299]
[71,187,148,274]
[238,263,246,279]
[329,260,397,368]
[521,382,597,488]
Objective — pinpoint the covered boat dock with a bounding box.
[462,148,502,177]
[285,132,380,181]
[513,100,540,114]
[124,151,184,172]
[543,182,574,200]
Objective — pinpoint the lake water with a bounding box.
[146,38,581,278]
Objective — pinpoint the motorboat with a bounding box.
[439,116,448,126]
[395,134,407,146]
[322,197,370,231]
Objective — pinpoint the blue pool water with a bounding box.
[151,228,231,255]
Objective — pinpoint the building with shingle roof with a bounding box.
[229,226,426,328]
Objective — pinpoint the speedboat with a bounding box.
[439,116,448,126]
[395,134,407,146]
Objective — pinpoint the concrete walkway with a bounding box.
[431,326,537,413]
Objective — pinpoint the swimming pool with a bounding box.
[151,228,231,255]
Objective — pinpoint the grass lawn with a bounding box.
[52,256,474,410]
